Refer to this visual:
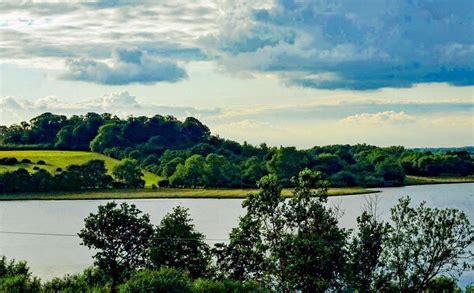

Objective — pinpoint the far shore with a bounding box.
[1,176,473,201]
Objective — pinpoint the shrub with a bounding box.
[42,267,109,293]
[0,157,18,165]
[37,160,46,165]
[192,279,265,293]
[119,268,192,292]
[56,168,63,172]
[33,166,40,171]
[21,158,32,164]
[157,178,170,188]
[0,256,41,292]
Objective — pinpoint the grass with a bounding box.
[404,175,474,185]
[0,150,160,188]
[0,186,378,201]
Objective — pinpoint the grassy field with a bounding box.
[0,150,161,188]
[404,175,474,185]
[0,186,378,201]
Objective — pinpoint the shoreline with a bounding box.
[1,179,473,201]
[0,187,378,201]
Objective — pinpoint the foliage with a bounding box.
[0,256,41,292]
[119,267,192,292]
[78,202,154,290]
[0,159,113,193]
[344,210,390,291]
[149,206,212,279]
[215,169,348,292]
[381,197,474,292]
[112,159,145,188]
[42,267,109,293]
[169,155,208,187]
[1,112,473,188]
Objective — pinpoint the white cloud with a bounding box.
[62,48,187,85]
[339,111,416,125]
[0,92,220,125]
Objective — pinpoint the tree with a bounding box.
[78,202,154,291]
[112,159,145,188]
[169,155,207,187]
[277,169,348,291]
[149,206,211,279]
[161,157,184,178]
[205,153,237,187]
[241,156,267,187]
[313,153,345,175]
[216,169,348,291]
[375,158,405,185]
[381,197,473,292]
[345,209,390,291]
[267,147,308,186]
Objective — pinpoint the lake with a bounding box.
[1,183,473,286]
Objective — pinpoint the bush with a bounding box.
[119,268,192,292]
[0,256,41,292]
[0,157,18,165]
[33,166,40,171]
[192,279,265,293]
[42,266,109,293]
[21,158,32,164]
[56,168,63,172]
[37,160,46,165]
[157,178,170,188]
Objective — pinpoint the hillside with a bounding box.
[1,112,473,189]
[0,150,160,188]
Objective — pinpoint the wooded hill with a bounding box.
[1,112,473,188]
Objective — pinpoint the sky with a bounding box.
[0,0,473,148]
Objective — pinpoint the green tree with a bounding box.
[161,157,185,178]
[345,210,390,291]
[169,155,207,187]
[216,169,348,292]
[149,206,212,279]
[112,159,145,188]
[267,147,307,186]
[381,197,473,292]
[205,153,236,187]
[78,202,154,291]
[241,156,267,187]
[375,158,405,185]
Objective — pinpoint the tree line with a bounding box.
[0,159,145,194]
[1,112,473,188]
[1,169,472,292]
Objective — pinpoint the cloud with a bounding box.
[0,1,214,69]
[62,48,187,85]
[204,0,474,90]
[340,111,416,125]
[0,92,220,125]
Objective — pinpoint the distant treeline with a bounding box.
[1,112,473,188]
[0,159,144,194]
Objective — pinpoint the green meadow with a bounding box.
[0,150,161,188]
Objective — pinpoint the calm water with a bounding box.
[1,183,473,286]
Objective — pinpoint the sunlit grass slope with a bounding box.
[0,150,160,187]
